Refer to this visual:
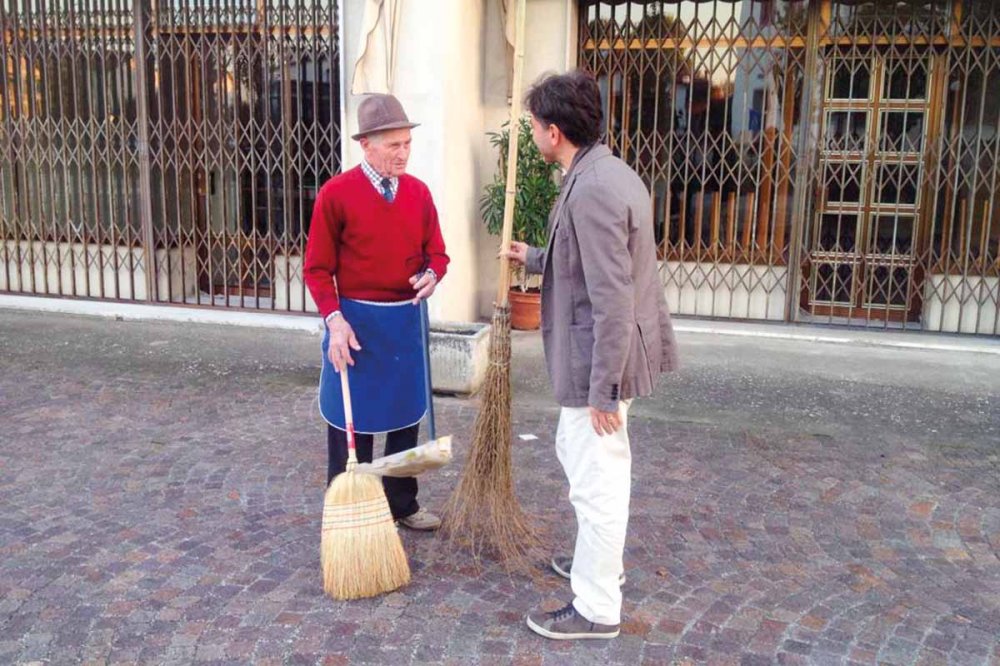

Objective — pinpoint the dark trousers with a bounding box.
[326,424,420,520]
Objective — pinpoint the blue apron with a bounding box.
[319,298,426,434]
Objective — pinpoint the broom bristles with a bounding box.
[321,468,410,600]
[442,305,544,574]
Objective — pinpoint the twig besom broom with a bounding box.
[321,367,410,600]
[442,0,542,572]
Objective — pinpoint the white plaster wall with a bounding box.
[272,254,319,313]
[476,0,577,318]
[341,0,487,323]
[661,261,788,321]
[0,241,198,303]
[922,275,1000,335]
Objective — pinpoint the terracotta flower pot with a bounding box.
[509,288,541,330]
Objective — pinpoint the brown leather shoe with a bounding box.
[526,602,620,640]
[397,508,441,531]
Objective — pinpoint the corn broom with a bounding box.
[321,367,410,599]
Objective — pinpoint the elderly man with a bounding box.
[304,93,449,531]
[507,71,679,639]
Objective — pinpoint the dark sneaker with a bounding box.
[551,555,626,586]
[526,602,620,640]
[397,508,441,531]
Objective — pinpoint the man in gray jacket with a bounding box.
[506,71,679,640]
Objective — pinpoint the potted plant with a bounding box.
[480,117,560,330]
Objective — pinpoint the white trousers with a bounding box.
[555,401,632,626]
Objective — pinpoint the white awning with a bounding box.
[351,0,402,95]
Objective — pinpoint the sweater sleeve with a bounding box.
[422,186,450,280]
[303,185,342,318]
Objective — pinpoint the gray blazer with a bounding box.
[525,144,678,412]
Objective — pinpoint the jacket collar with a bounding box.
[541,143,612,267]
[562,143,610,185]
[552,143,609,213]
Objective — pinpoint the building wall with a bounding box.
[341,0,576,323]
[476,0,576,319]
[339,0,487,324]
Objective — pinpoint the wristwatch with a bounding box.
[324,310,342,325]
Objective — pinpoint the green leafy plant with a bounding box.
[480,117,560,289]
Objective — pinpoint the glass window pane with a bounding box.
[814,262,855,304]
[871,215,915,255]
[581,1,805,258]
[824,162,864,204]
[825,111,868,152]
[876,164,919,205]
[831,1,951,36]
[865,265,910,308]
[830,59,871,99]
[818,213,859,252]
[884,60,928,100]
[880,111,924,153]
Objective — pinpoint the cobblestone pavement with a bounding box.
[1,311,998,665]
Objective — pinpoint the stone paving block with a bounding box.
[1,313,999,665]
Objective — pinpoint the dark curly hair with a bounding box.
[525,70,604,148]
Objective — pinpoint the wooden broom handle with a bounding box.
[339,368,358,465]
[496,0,528,306]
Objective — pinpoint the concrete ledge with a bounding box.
[672,319,1000,356]
[3,294,999,357]
[0,295,494,393]
[0,294,322,332]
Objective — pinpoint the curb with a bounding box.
[3,294,999,356]
[671,324,1000,357]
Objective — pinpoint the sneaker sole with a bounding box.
[397,521,440,531]
[550,558,626,586]
[525,615,620,640]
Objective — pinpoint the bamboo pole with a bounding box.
[495,0,528,305]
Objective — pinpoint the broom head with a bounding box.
[442,304,544,573]
[321,468,410,600]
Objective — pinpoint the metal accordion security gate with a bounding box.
[1,0,341,312]
[579,0,1000,335]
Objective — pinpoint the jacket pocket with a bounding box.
[568,324,595,395]
[636,317,660,387]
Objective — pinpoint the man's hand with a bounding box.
[502,241,529,266]
[327,315,361,372]
[590,406,622,436]
[409,271,438,304]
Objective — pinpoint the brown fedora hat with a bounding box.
[351,93,419,140]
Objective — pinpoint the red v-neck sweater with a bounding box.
[304,166,450,318]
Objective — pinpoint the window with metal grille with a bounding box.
[0,1,342,310]
[578,0,1000,334]
[579,0,807,271]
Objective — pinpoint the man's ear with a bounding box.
[549,123,563,146]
